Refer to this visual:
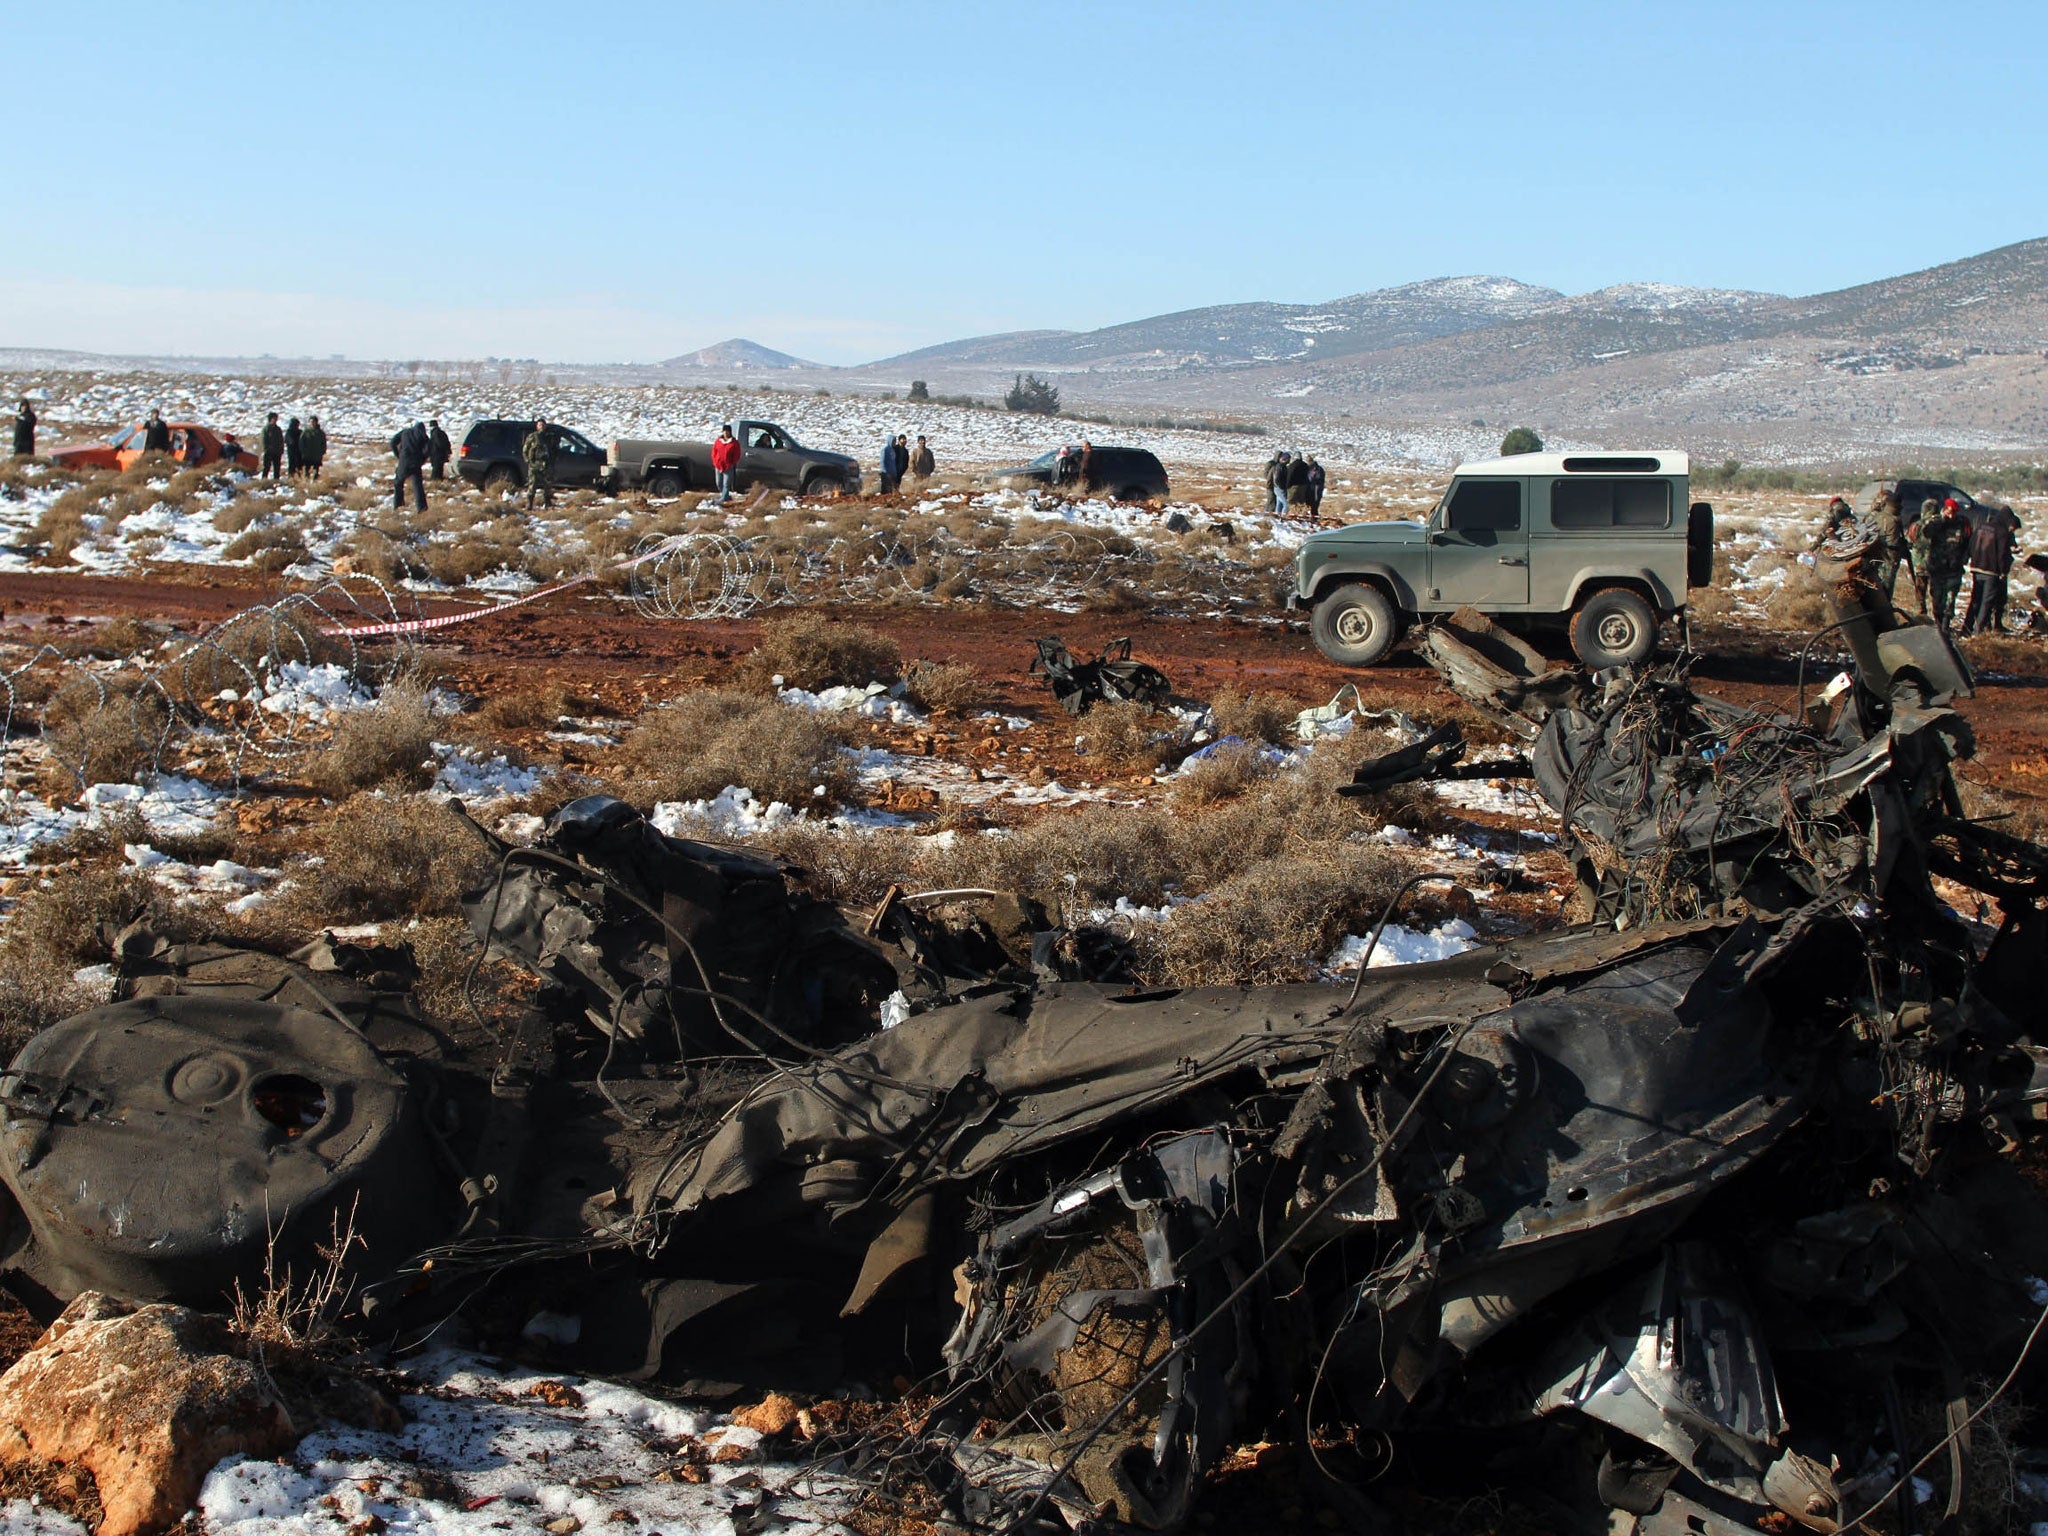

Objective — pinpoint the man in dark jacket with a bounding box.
[11,399,34,457]
[392,420,429,512]
[1304,455,1326,522]
[1075,440,1094,492]
[523,418,555,509]
[427,419,452,479]
[301,416,327,476]
[1284,453,1312,515]
[285,417,304,477]
[1962,501,2022,635]
[260,413,285,479]
[143,411,172,453]
[1265,450,1291,516]
[878,435,905,494]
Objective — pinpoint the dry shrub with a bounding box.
[473,680,580,733]
[419,535,525,587]
[213,495,269,535]
[406,913,537,1038]
[933,804,1183,911]
[1170,741,1277,807]
[33,486,98,560]
[737,613,900,692]
[1141,845,1401,987]
[306,680,438,797]
[748,822,927,907]
[41,673,173,788]
[900,659,983,714]
[1208,685,1302,745]
[75,614,165,661]
[0,866,156,1058]
[616,689,852,808]
[283,793,493,923]
[223,520,308,574]
[114,451,178,488]
[1077,700,1177,773]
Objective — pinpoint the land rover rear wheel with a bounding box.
[1571,588,1657,669]
[1312,583,1399,666]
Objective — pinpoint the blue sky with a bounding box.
[1,0,2040,364]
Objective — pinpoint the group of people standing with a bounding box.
[258,412,328,479]
[1817,489,2024,636]
[877,433,934,494]
[1264,449,1325,522]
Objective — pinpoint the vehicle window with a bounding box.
[1551,478,1671,529]
[1028,451,1058,469]
[745,426,782,450]
[1447,480,1521,533]
[551,429,592,456]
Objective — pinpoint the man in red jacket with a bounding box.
[710,424,741,504]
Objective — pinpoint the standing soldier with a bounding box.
[11,398,34,457]
[260,412,285,479]
[523,418,555,509]
[1914,498,1968,632]
[301,415,328,477]
[427,419,453,480]
[285,417,304,478]
[1871,489,1909,601]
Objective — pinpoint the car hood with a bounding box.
[48,443,115,463]
[1305,520,1427,549]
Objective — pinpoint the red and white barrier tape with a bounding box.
[318,533,690,638]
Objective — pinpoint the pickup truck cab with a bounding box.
[1293,450,1713,669]
[602,420,859,499]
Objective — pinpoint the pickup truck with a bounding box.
[601,421,860,499]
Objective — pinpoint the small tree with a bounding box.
[1499,426,1543,455]
[907,379,930,403]
[1005,373,1061,416]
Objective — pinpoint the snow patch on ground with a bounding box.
[198,1350,855,1536]
[1327,918,1479,972]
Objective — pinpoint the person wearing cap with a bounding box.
[1962,499,2021,636]
[1914,497,1969,632]
[427,419,452,480]
[1807,495,1858,551]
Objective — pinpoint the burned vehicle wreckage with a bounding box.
[5,544,2048,1534]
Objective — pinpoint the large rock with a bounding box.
[0,1293,297,1536]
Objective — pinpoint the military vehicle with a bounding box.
[1292,450,1714,669]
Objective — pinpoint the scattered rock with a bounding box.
[0,1293,296,1536]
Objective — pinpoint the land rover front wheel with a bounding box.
[1312,584,1400,666]
[1571,588,1657,669]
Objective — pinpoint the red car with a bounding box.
[49,422,260,474]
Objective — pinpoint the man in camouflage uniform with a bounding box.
[1808,496,1858,551]
[1870,489,1909,602]
[523,418,555,510]
[1913,497,1969,632]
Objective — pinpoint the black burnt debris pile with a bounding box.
[5,584,2048,1534]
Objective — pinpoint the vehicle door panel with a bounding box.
[740,424,797,490]
[1430,479,1529,605]
[549,429,605,488]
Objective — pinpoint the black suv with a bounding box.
[457,420,608,493]
[988,445,1170,501]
